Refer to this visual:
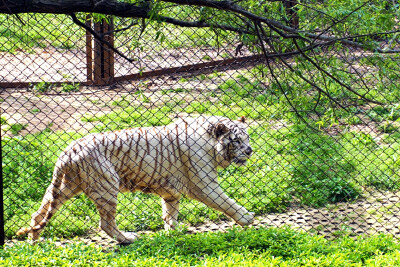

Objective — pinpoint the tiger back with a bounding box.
[17,116,254,244]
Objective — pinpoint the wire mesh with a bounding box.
[1,3,400,246]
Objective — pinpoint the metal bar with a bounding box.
[85,15,93,82]
[283,0,299,29]
[103,17,115,83]
[0,121,4,247]
[93,20,103,85]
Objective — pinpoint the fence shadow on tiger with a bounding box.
[17,116,254,244]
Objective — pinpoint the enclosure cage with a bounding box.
[1,2,400,247]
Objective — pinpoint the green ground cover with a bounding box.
[4,104,400,238]
[0,13,236,54]
[1,3,399,265]
[3,52,400,239]
[2,227,400,266]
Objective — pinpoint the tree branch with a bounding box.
[162,0,400,53]
[292,38,383,105]
[255,21,319,131]
[2,0,399,53]
[159,15,252,34]
[0,0,150,17]
[69,13,137,63]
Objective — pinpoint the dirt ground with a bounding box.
[0,59,261,136]
[0,45,254,83]
[1,88,119,135]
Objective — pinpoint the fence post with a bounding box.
[0,129,4,247]
[86,16,115,85]
[85,15,93,83]
[283,0,299,29]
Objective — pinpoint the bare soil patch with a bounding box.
[1,46,254,83]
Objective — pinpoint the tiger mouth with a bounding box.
[233,158,248,165]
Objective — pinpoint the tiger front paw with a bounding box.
[118,232,138,245]
[236,212,255,226]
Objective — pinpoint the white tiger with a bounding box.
[17,116,254,244]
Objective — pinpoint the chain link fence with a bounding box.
[1,3,400,246]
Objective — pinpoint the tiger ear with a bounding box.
[238,116,246,123]
[207,122,230,139]
[215,123,230,139]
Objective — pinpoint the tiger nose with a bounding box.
[245,147,253,156]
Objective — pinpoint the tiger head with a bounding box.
[208,116,253,168]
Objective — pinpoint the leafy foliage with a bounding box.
[2,228,400,266]
[1,0,399,243]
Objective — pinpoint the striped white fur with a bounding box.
[17,116,254,244]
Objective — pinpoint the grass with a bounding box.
[9,123,28,135]
[32,81,53,93]
[1,4,399,242]
[0,13,237,54]
[5,102,400,239]
[61,82,80,93]
[0,14,80,53]
[1,6,400,263]
[3,51,400,239]
[3,227,400,266]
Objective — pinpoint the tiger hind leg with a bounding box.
[87,190,137,244]
[17,177,82,241]
[84,160,137,244]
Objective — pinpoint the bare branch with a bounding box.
[102,19,139,36]
[255,21,319,131]
[159,15,252,34]
[162,0,399,53]
[2,0,398,54]
[69,13,136,63]
[292,39,383,105]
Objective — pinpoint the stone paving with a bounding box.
[7,190,400,248]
